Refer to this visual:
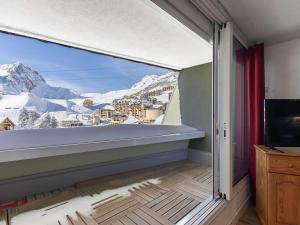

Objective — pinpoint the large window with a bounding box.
[0,32,177,131]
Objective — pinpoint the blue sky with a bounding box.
[0,32,172,93]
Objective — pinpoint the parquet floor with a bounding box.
[237,206,262,225]
[1,161,212,225]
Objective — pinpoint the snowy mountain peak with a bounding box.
[0,62,46,94]
[0,62,45,83]
[131,74,160,90]
[131,72,178,92]
[0,62,80,99]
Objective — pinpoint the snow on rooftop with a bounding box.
[123,115,139,124]
[102,105,115,110]
[153,104,163,109]
[64,114,79,121]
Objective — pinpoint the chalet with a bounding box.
[0,117,15,131]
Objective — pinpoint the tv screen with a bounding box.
[265,99,300,147]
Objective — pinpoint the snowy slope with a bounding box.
[48,99,91,113]
[131,72,178,92]
[82,72,179,104]
[131,75,161,90]
[0,93,29,110]
[25,93,66,113]
[32,83,80,99]
[0,93,66,114]
[123,115,139,124]
[81,89,131,105]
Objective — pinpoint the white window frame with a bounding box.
[219,21,233,200]
[212,22,220,199]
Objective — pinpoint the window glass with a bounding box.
[232,37,248,184]
[0,33,177,131]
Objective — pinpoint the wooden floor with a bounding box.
[1,161,212,225]
[237,206,262,225]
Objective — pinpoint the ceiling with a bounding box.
[0,0,212,70]
[220,0,300,45]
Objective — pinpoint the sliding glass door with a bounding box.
[216,22,249,200]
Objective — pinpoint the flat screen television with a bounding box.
[265,99,300,147]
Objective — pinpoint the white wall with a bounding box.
[265,37,300,99]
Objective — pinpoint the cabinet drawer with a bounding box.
[269,155,300,175]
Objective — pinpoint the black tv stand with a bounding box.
[269,146,284,153]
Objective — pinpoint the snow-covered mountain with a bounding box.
[0,62,178,128]
[131,72,178,92]
[0,63,80,99]
[0,63,45,93]
[0,62,177,103]
[83,72,179,105]
[80,89,130,105]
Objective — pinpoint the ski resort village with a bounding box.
[0,63,178,131]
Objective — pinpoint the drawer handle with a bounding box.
[288,164,294,168]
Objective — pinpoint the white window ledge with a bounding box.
[0,125,205,163]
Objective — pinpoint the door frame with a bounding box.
[218,22,234,200]
[212,22,221,199]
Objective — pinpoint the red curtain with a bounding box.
[246,43,265,192]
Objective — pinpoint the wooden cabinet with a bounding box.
[268,173,300,225]
[256,145,300,225]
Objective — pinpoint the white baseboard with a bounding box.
[188,149,212,165]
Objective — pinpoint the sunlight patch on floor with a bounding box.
[10,178,161,225]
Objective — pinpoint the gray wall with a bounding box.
[180,63,212,152]
[0,140,189,202]
[0,140,188,180]
[164,62,212,152]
